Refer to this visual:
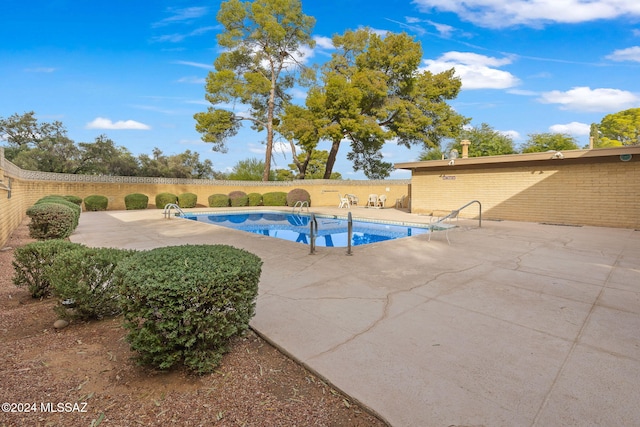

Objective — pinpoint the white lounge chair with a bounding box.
[346,194,359,206]
[367,194,378,207]
[339,194,351,209]
[377,195,387,208]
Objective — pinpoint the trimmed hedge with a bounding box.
[262,191,288,206]
[178,193,197,208]
[47,247,136,320]
[12,240,85,298]
[35,195,81,228]
[228,191,249,207]
[84,195,108,211]
[125,193,149,210]
[116,245,262,373]
[247,193,262,206]
[26,203,76,240]
[208,194,229,207]
[286,188,311,207]
[155,192,177,209]
[63,195,83,206]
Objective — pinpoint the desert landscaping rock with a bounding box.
[53,319,69,329]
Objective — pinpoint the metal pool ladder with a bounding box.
[292,200,309,214]
[163,203,184,218]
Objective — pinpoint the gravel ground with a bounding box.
[0,218,387,427]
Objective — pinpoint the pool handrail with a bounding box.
[292,200,309,214]
[163,203,185,218]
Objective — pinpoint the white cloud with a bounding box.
[173,61,214,70]
[152,26,216,43]
[177,76,206,84]
[412,0,640,28]
[24,67,56,73]
[313,36,334,49]
[538,86,640,112]
[549,122,591,135]
[507,89,538,96]
[499,130,521,140]
[152,7,209,28]
[606,46,640,62]
[86,118,151,130]
[421,51,520,90]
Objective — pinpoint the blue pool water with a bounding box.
[182,211,430,247]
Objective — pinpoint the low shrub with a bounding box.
[47,247,137,320]
[124,193,149,210]
[115,244,262,374]
[84,195,108,211]
[12,240,85,298]
[228,191,248,207]
[26,203,76,240]
[63,195,83,206]
[262,191,287,206]
[247,193,262,206]
[178,193,197,208]
[155,192,177,209]
[35,195,81,228]
[286,188,311,207]
[208,194,229,207]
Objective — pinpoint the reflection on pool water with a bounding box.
[182,211,429,247]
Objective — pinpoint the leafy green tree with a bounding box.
[280,150,342,179]
[0,111,66,157]
[194,0,316,181]
[589,123,602,148]
[76,135,140,175]
[282,29,468,179]
[597,107,640,147]
[521,133,579,153]
[228,158,275,180]
[418,147,444,161]
[445,123,516,157]
[138,148,218,179]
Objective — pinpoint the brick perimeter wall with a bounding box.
[410,158,640,229]
[0,149,409,246]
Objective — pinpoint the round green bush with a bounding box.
[115,245,262,373]
[26,203,76,240]
[228,191,248,207]
[155,192,178,209]
[247,193,262,206]
[208,194,229,207]
[262,191,287,206]
[47,247,136,320]
[35,196,81,227]
[84,195,108,211]
[125,193,149,210]
[286,188,311,207]
[12,240,85,298]
[178,193,197,208]
[63,195,83,206]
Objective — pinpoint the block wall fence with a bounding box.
[2,147,639,247]
[0,148,409,247]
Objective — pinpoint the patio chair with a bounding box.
[339,194,351,209]
[346,194,359,206]
[367,194,378,207]
[377,195,387,208]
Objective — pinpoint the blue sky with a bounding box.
[1,0,639,179]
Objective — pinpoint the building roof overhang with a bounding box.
[394,146,640,171]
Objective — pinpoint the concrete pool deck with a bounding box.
[70,207,640,427]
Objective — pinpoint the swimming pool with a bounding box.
[182,211,430,247]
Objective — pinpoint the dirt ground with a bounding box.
[0,218,386,427]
